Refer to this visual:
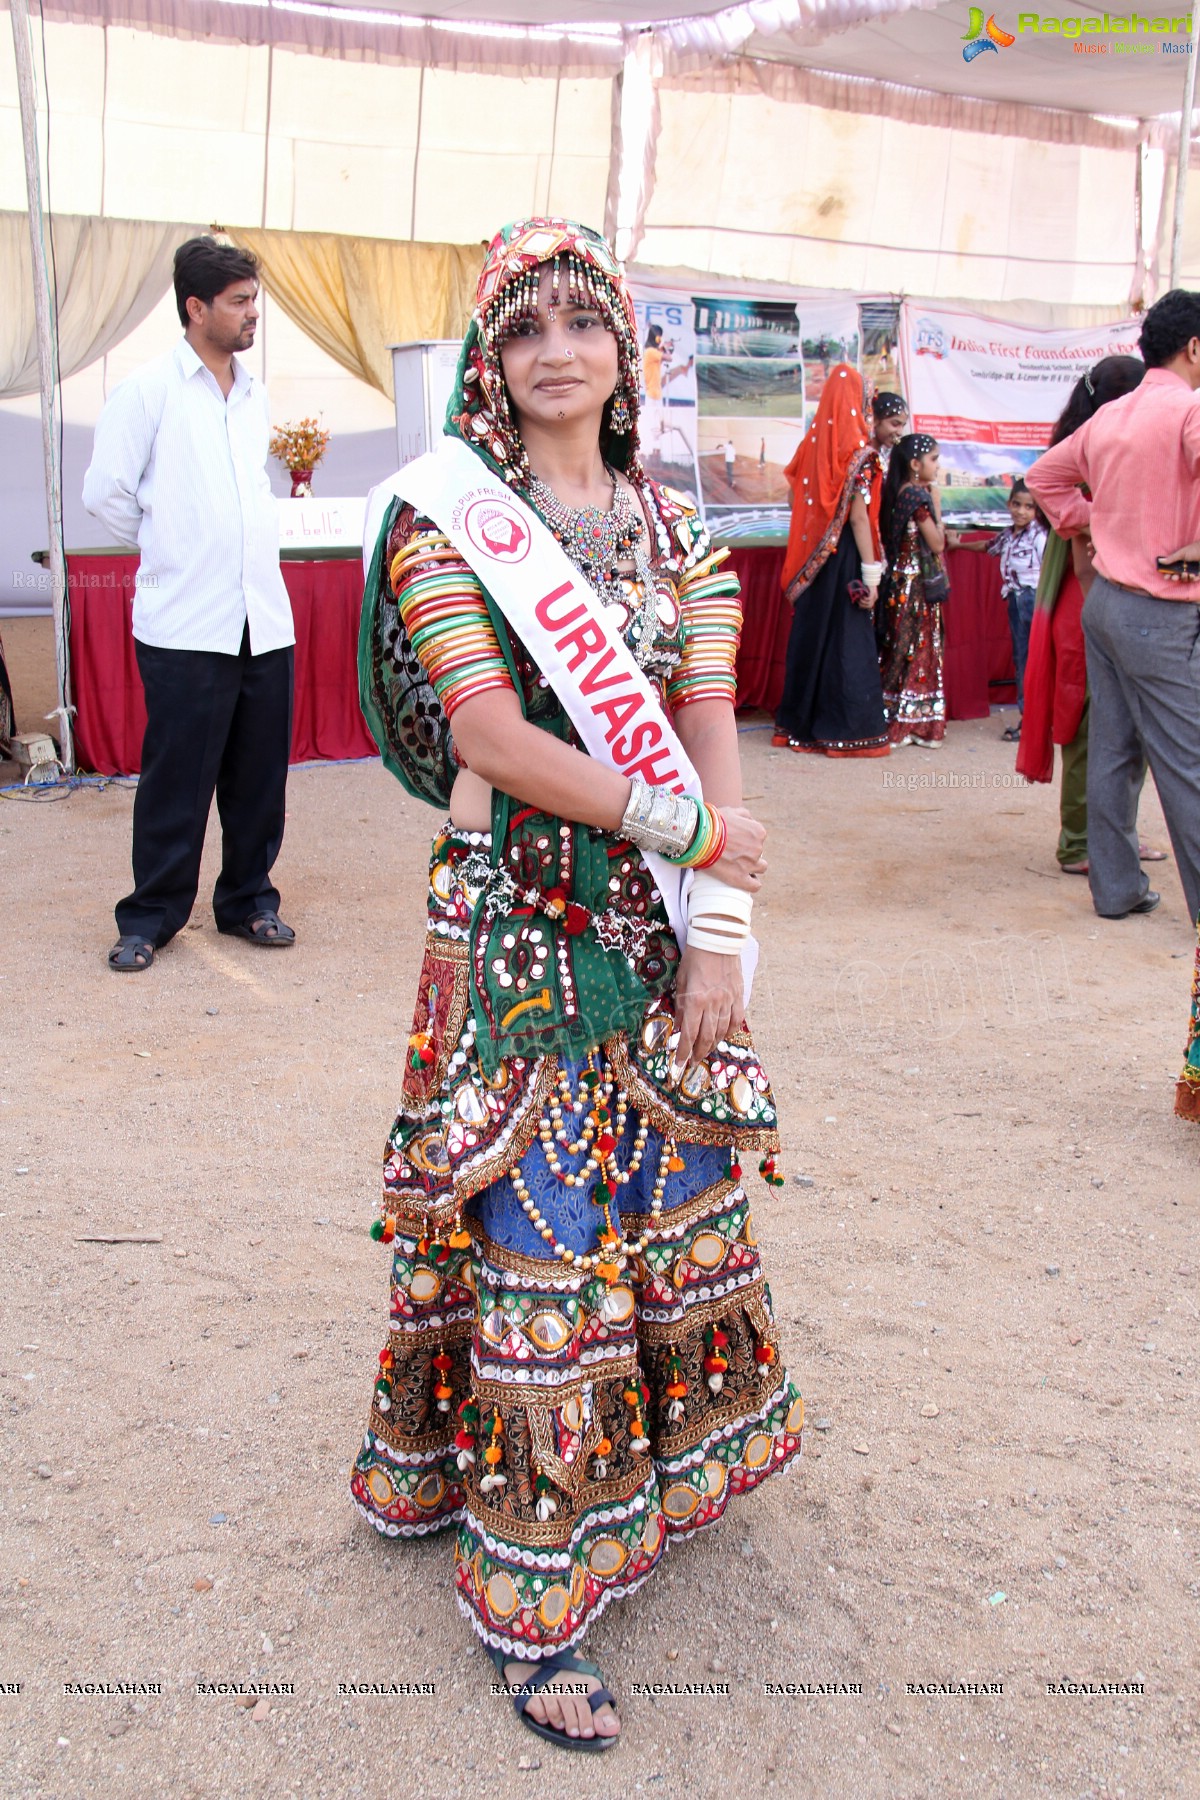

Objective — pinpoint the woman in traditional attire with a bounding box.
[772,372,907,756]
[1015,357,1162,876]
[350,219,803,1752]
[877,432,949,748]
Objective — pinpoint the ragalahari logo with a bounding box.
[963,8,1017,57]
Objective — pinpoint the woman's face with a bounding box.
[913,448,940,483]
[499,263,620,437]
[873,410,908,448]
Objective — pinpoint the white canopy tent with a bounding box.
[9,0,1200,291]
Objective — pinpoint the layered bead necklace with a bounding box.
[507,1057,684,1281]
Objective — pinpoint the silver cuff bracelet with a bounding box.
[620,774,699,860]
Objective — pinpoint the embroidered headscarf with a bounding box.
[446,217,644,489]
[780,364,878,599]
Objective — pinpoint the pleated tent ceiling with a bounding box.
[6,0,1197,305]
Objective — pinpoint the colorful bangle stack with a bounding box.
[673,801,727,869]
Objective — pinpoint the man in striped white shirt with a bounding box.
[84,237,296,971]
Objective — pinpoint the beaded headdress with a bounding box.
[872,391,908,420]
[901,432,938,457]
[447,218,643,489]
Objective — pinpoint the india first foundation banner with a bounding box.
[898,302,1141,524]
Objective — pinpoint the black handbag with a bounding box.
[919,542,950,605]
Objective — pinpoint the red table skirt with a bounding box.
[69,541,1016,776]
[69,554,377,776]
[729,540,1015,720]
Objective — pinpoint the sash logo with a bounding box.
[963,7,1016,55]
[463,497,530,564]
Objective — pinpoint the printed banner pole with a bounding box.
[1169,8,1200,287]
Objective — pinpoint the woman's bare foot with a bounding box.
[503,1659,621,1743]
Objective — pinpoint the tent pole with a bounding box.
[9,0,73,773]
[1169,9,1200,288]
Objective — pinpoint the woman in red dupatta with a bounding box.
[772,369,907,756]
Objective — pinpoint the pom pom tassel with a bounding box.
[479,1406,506,1491]
[703,1324,730,1395]
[664,1347,688,1423]
[432,1350,454,1413]
[624,1378,652,1455]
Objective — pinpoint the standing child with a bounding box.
[877,432,949,747]
[989,480,1047,741]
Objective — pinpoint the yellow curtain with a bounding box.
[227,229,483,398]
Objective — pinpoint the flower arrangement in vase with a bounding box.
[269,417,331,498]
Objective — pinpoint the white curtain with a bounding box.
[0,211,197,398]
[635,87,1140,307]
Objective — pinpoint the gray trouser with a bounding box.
[1081,575,1200,923]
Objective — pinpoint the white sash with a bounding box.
[382,437,755,999]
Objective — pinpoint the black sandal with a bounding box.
[489,1646,619,1754]
[1001,725,1021,742]
[108,935,154,973]
[222,910,295,947]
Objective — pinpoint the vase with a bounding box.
[290,468,314,499]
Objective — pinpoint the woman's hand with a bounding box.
[672,946,744,1072]
[708,805,767,894]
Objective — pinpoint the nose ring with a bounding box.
[563,348,575,361]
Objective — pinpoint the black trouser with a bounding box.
[115,629,294,946]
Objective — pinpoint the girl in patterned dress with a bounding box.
[877,432,949,747]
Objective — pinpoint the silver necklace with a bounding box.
[525,465,665,668]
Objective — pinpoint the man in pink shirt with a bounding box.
[1027,290,1200,926]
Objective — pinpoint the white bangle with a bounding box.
[686,871,753,955]
[860,560,883,587]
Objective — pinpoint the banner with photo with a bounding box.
[628,278,859,544]
[630,287,702,503]
[694,294,858,544]
[898,303,1141,525]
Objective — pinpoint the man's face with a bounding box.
[189,279,259,355]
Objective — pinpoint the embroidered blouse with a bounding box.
[388,489,742,721]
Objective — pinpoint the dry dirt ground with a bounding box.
[2,615,1198,1800]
